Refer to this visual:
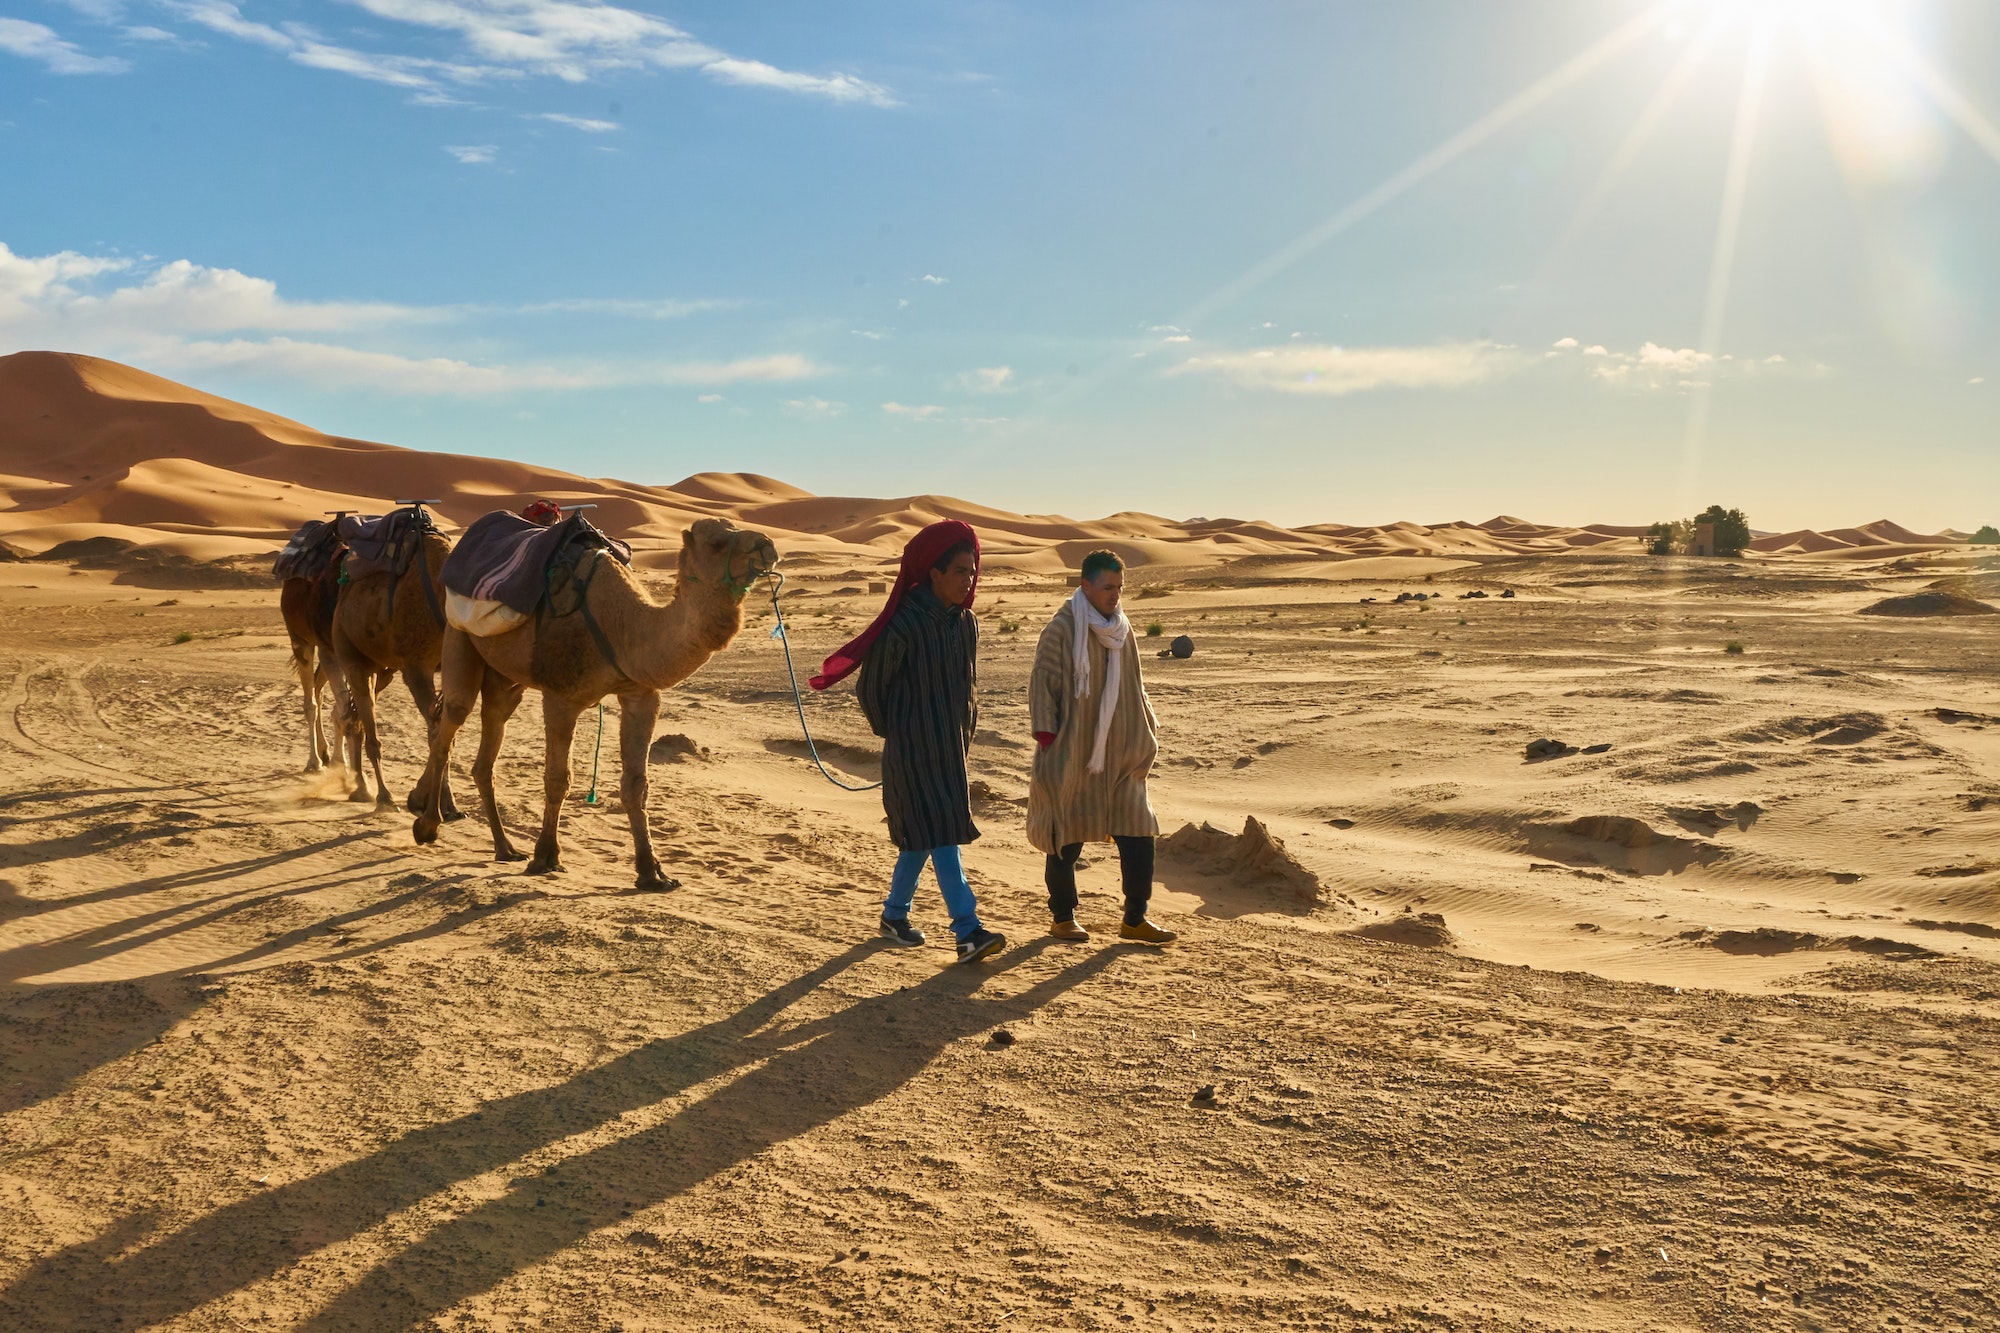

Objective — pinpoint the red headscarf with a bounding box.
[810,519,980,691]
[521,499,562,525]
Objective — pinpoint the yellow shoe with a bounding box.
[1118,919,1178,945]
[1048,918,1091,942]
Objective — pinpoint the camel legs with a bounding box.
[471,671,527,862]
[290,640,325,772]
[333,623,393,808]
[413,629,484,844]
[398,662,462,822]
[617,688,675,891]
[526,699,585,876]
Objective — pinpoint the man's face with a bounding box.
[929,551,978,608]
[1081,568,1123,616]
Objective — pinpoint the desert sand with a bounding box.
[1,354,1996,1331]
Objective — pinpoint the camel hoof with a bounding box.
[413,817,439,846]
[524,857,563,876]
[494,848,527,863]
[349,788,374,805]
[633,873,680,893]
[304,759,322,774]
[442,808,467,824]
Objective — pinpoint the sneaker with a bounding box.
[879,917,926,947]
[1048,918,1091,942]
[1118,918,1178,945]
[955,928,1006,964]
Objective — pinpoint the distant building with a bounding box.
[1690,522,1716,557]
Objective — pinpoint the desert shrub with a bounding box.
[1145,622,1163,637]
[999,621,1018,634]
[172,630,193,644]
[1972,525,1999,546]
[1724,640,1745,654]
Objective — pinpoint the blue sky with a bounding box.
[3,0,1998,530]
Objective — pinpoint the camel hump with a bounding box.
[442,508,633,615]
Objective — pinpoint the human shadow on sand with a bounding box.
[0,939,1121,1331]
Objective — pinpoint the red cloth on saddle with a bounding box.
[809,519,980,692]
[521,499,562,525]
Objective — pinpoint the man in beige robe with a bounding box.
[1027,549,1176,945]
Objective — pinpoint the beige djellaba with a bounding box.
[1025,600,1162,855]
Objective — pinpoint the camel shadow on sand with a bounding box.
[0,938,1122,1331]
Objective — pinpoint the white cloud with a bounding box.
[697,392,723,402]
[531,111,618,131]
[920,274,948,285]
[882,401,944,420]
[0,239,817,396]
[1552,336,1578,349]
[0,17,130,73]
[785,396,847,419]
[1582,344,1608,356]
[1971,377,1986,386]
[165,0,894,105]
[850,329,884,341]
[1162,334,1191,344]
[446,143,498,163]
[1172,341,1520,396]
[958,365,1012,393]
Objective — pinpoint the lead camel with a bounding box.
[410,517,777,889]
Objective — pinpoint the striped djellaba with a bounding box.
[857,583,981,851]
[1026,600,1161,855]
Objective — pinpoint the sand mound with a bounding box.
[1858,592,1998,618]
[1352,910,1456,948]
[1161,816,1324,904]
[1525,815,1725,876]
[1688,928,1936,962]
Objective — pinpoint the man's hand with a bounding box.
[1034,731,1055,750]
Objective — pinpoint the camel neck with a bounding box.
[622,572,744,690]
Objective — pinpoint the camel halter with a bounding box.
[764,570,883,793]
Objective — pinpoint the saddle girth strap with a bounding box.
[538,547,628,682]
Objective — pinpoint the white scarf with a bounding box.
[1069,587,1131,775]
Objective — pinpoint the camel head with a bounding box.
[679,516,778,596]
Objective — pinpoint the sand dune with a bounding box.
[0,352,1976,576]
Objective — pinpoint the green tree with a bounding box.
[1693,505,1751,556]
[1972,525,1999,546]
[1646,520,1686,556]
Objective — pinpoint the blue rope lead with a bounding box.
[766,571,883,793]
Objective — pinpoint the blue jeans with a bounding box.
[883,845,983,942]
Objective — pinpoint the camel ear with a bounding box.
[682,529,693,548]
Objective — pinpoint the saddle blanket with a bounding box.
[272,519,345,582]
[336,510,433,580]
[445,591,530,637]
[441,509,632,614]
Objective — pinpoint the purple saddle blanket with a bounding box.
[441,510,633,614]
[336,509,433,580]
[273,520,344,582]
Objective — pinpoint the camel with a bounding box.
[330,509,460,815]
[411,516,778,889]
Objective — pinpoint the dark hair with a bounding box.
[1080,549,1124,582]
[932,539,977,573]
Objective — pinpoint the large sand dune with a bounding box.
[6,351,1965,572]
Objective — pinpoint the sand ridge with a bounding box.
[3,351,1969,575]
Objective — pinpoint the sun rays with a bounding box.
[1178,0,1996,468]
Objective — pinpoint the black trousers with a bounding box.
[1046,835,1154,926]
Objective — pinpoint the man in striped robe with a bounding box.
[1027,549,1177,945]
